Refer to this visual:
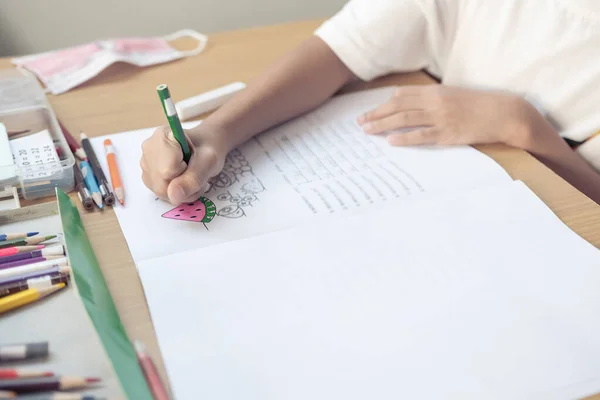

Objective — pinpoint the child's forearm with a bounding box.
[516,108,600,204]
[191,36,355,151]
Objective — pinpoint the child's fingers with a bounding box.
[141,126,187,181]
[358,103,398,124]
[357,95,423,124]
[167,148,220,205]
[360,110,432,135]
[387,127,440,146]
[140,156,169,200]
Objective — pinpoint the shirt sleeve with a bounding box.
[315,0,452,81]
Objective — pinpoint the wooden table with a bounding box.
[2,19,600,399]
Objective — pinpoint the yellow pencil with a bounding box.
[0,283,65,314]
[0,390,15,399]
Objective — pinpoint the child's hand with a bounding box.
[357,86,535,148]
[140,126,226,205]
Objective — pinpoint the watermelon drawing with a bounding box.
[162,196,217,228]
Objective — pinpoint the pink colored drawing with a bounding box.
[161,197,217,229]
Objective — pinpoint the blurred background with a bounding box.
[0,0,346,56]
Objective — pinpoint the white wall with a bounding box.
[0,0,345,56]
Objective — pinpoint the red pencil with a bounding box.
[0,369,53,380]
[0,246,44,258]
[57,120,86,160]
[134,341,169,400]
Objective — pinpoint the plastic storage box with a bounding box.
[0,68,75,200]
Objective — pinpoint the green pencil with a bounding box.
[156,84,192,163]
[0,235,57,250]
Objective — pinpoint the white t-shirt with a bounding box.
[315,0,600,171]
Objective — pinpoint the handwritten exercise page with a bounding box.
[91,87,512,262]
[138,181,600,400]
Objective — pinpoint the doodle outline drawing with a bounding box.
[207,148,266,218]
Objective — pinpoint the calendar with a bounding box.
[9,130,61,181]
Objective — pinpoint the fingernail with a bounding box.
[387,135,403,146]
[360,122,374,134]
[173,185,186,203]
[201,183,210,193]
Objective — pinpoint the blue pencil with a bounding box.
[0,232,38,242]
[79,161,103,209]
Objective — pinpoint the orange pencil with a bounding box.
[104,139,124,205]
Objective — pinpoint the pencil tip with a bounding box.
[133,340,146,353]
[86,377,101,383]
[36,245,45,249]
[43,372,54,377]
[75,148,87,160]
[119,200,124,206]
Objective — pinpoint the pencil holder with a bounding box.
[0,68,75,200]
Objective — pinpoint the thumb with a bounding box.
[167,149,216,205]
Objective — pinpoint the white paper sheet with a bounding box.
[138,181,600,400]
[90,87,511,262]
[9,129,61,181]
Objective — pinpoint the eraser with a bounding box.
[175,82,246,120]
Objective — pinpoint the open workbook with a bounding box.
[92,87,600,400]
[92,87,513,261]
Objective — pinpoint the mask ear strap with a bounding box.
[164,29,208,57]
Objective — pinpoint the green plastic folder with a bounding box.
[57,189,153,400]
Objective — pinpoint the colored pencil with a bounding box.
[0,342,48,362]
[0,246,44,258]
[0,256,62,271]
[80,133,115,206]
[134,341,169,400]
[55,146,66,160]
[0,390,15,398]
[73,164,93,211]
[0,236,56,250]
[157,84,191,163]
[11,393,104,400]
[79,161,103,209]
[57,120,86,160]
[0,233,38,242]
[0,283,65,314]
[104,139,124,205]
[0,273,69,298]
[0,376,100,393]
[0,258,68,280]
[0,266,71,287]
[0,246,65,263]
[0,369,53,380]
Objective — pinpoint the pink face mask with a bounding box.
[11,30,208,95]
